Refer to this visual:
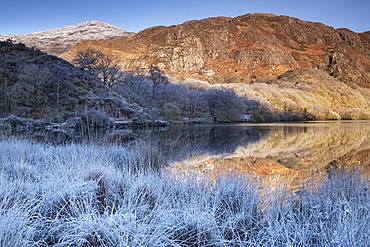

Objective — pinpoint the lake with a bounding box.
[3,123,369,246]
[3,121,370,174]
[162,121,370,167]
[150,121,370,190]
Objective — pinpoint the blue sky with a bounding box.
[1,0,369,35]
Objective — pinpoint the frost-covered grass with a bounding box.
[1,137,370,246]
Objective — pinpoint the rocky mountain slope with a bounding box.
[0,20,134,56]
[62,13,370,87]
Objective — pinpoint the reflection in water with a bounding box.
[3,122,370,194]
[159,121,370,192]
[3,122,370,171]
[153,122,370,171]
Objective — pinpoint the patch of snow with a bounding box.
[0,20,134,56]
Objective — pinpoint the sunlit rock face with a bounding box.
[64,13,370,87]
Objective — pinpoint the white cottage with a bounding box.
[241,114,253,122]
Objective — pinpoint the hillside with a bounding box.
[2,15,370,123]
[0,20,134,56]
[62,13,370,87]
[0,40,141,121]
[227,68,370,120]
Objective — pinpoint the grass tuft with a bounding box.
[0,136,369,246]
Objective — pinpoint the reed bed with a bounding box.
[0,137,369,246]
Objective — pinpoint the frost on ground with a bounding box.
[0,137,370,246]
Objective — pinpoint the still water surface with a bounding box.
[4,121,370,171]
[157,121,370,170]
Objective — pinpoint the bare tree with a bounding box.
[48,66,75,111]
[72,47,122,87]
[72,47,102,75]
[12,64,51,114]
[205,87,242,121]
[0,59,18,115]
[149,65,168,96]
[97,53,122,87]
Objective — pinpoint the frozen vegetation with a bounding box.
[1,137,370,246]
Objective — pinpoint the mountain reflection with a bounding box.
[150,122,370,170]
[4,121,370,170]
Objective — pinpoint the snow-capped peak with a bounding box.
[0,20,134,56]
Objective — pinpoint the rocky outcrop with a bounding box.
[64,14,370,87]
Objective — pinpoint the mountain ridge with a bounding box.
[2,15,370,123]
[0,20,134,56]
[62,13,370,87]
